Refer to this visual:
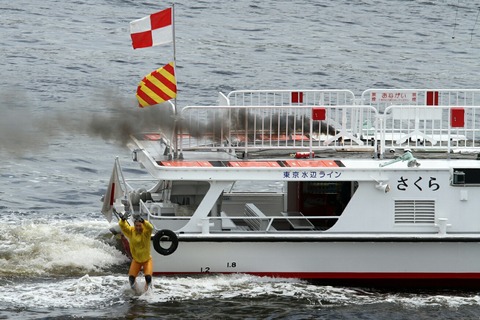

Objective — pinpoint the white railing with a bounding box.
[380,105,480,154]
[361,89,480,112]
[173,89,480,157]
[227,89,356,107]
[361,89,480,154]
[178,105,378,155]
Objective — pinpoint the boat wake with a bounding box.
[142,274,480,308]
[1,218,479,318]
[1,273,479,317]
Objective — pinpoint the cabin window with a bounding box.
[289,181,356,230]
[169,181,210,214]
[452,169,480,185]
[394,200,435,224]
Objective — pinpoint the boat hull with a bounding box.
[104,88,480,289]
[151,236,480,288]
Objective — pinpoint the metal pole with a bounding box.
[172,3,180,159]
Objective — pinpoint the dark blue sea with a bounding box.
[2,0,480,318]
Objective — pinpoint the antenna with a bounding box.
[471,6,480,42]
[452,0,459,39]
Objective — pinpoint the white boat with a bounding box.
[102,88,480,288]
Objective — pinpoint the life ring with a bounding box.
[152,229,178,256]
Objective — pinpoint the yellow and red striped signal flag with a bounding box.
[136,62,177,107]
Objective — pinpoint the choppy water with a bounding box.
[2,0,480,318]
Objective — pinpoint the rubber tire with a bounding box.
[152,229,178,256]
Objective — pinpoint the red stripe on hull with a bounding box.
[152,272,480,288]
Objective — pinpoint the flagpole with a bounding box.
[131,7,180,158]
[172,3,182,160]
[172,3,177,64]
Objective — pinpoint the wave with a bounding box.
[1,274,480,319]
[0,220,127,277]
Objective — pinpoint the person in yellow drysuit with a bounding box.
[118,212,154,290]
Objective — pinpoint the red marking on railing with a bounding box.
[159,161,213,167]
[283,160,339,167]
[227,161,281,167]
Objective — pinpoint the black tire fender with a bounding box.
[152,229,178,256]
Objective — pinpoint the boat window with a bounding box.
[452,169,480,185]
[170,181,210,214]
[290,181,357,230]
